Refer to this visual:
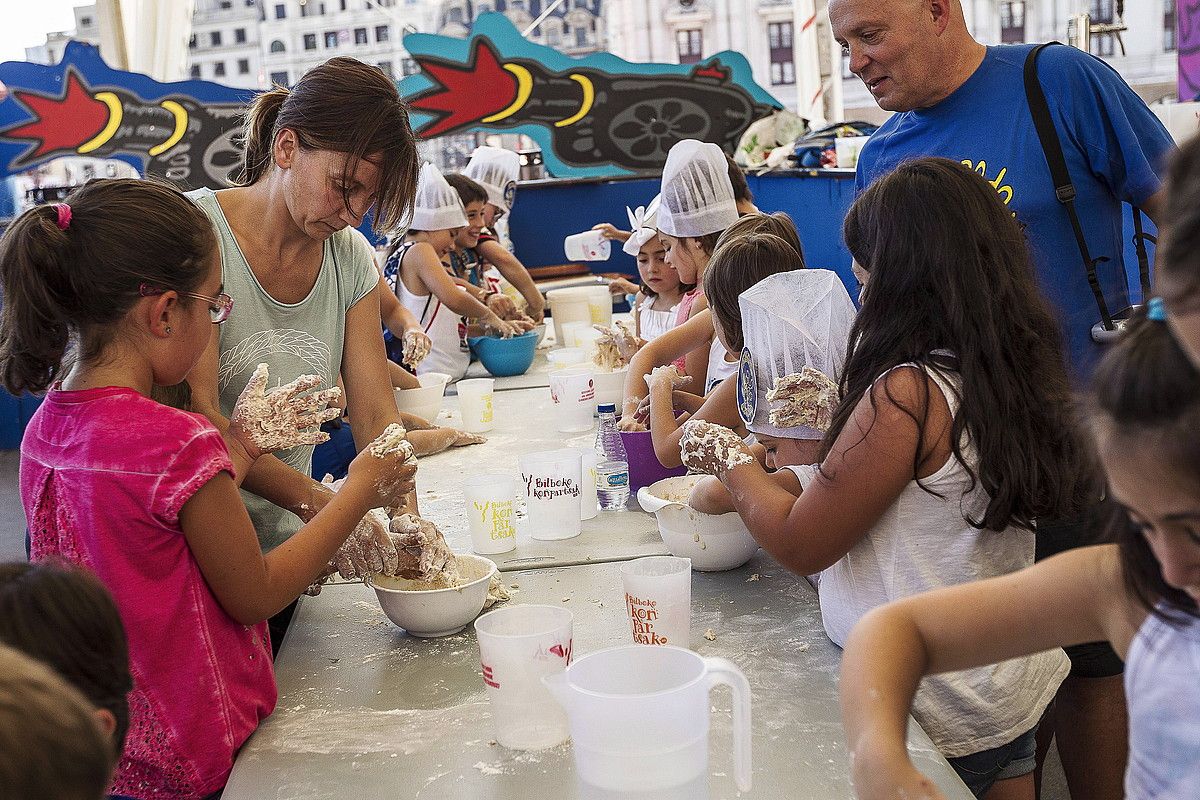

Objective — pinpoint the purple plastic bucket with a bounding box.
[620,429,687,493]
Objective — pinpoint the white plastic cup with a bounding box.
[475,605,574,750]
[546,288,595,346]
[463,475,518,555]
[546,347,587,370]
[549,368,595,433]
[585,285,613,327]
[457,378,495,433]
[560,321,588,349]
[519,449,583,541]
[574,326,603,359]
[564,230,612,261]
[579,449,599,521]
[620,556,692,648]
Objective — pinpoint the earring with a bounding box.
[165,326,172,334]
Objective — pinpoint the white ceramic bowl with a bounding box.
[592,368,628,408]
[367,553,497,637]
[637,476,760,571]
[394,372,450,424]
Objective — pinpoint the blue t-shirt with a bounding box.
[855,43,1174,377]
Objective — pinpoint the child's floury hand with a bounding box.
[229,363,342,459]
[402,330,432,369]
[679,420,754,477]
[347,425,419,509]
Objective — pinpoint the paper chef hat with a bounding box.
[408,162,469,232]
[656,140,739,238]
[736,269,858,439]
[622,194,662,257]
[463,146,521,212]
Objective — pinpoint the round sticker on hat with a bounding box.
[503,180,517,211]
[737,347,757,426]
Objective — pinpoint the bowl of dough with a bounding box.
[468,330,539,377]
[368,553,498,637]
[637,475,759,571]
[393,372,451,424]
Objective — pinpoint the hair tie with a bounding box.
[52,203,72,231]
[1147,297,1167,322]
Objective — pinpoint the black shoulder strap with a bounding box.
[1023,42,1115,331]
[1132,208,1155,302]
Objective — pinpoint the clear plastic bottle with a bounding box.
[594,403,630,511]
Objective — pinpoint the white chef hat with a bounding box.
[656,140,739,239]
[463,145,521,213]
[407,162,469,232]
[622,194,662,257]
[735,269,857,439]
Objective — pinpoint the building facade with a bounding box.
[436,0,605,56]
[605,0,807,115]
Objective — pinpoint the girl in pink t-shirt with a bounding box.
[0,179,419,799]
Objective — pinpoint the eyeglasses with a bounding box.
[139,283,234,324]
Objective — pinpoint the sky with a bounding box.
[0,0,81,64]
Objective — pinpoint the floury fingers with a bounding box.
[229,363,342,455]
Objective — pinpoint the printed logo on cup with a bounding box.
[525,475,581,500]
[737,347,757,426]
[625,593,672,645]
[483,395,494,423]
[473,500,516,540]
[581,379,595,402]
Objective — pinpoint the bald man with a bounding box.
[831,2,1175,799]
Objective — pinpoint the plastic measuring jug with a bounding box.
[543,645,752,793]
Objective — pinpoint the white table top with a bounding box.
[223,553,972,800]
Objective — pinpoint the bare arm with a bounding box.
[377,273,422,339]
[620,309,716,421]
[839,544,1142,800]
[720,368,947,575]
[477,238,546,322]
[650,376,741,467]
[407,242,515,331]
[681,295,712,391]
[189,318,336,522]
[1140,187,1166,226]
[180,446,417,625]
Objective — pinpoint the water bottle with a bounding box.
[594,403,630,511]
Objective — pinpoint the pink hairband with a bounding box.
[52,203,71,231]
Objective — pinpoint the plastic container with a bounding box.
[637,476,760,571]
[620,556,690,646]
[585,285,613,327]
[549,368,595,433]
[457,378,495,433]
[367,554,496,637]
[564,229,612,261]
[467,330,538,377]
[543,645,752,793]
[546,287,594,346]
[393,371,450,424]
[475,604,574,750]
[462,474,518,555]
[519,449,583,541]
[620,430,687,494]
[594,404,629,511]
[592,368,627,409]
[546,347,587,369]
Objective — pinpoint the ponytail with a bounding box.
[0,206,76,393]
[236,86,289,188]
[0,179,217,395]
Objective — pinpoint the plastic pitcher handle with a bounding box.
[703,656,752,793]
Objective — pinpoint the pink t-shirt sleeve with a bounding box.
[152,427,235,527]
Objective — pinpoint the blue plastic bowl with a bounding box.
[467,330,539,377]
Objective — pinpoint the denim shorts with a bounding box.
[946,725,1039,798]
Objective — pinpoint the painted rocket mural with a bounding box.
[403,14,780,174]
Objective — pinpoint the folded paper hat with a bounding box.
[622,194,662,257]
[464,146,521,212]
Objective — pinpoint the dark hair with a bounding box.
[237,57,419,234]
[0,179,217,395]
[0,561,132,754]
[1159,133,1200,311]
[832,157,1094,531]
[1089,313,1200,621]
[704,230,805,353]
[718,211,804,258]
[444,173,488,208]
[0,644,114,800]
[725,154,754,204]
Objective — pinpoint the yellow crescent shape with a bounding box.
[148,100,188,157]
[554,74,594,128]
[77,91,122,154]
[481,63,532,123]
